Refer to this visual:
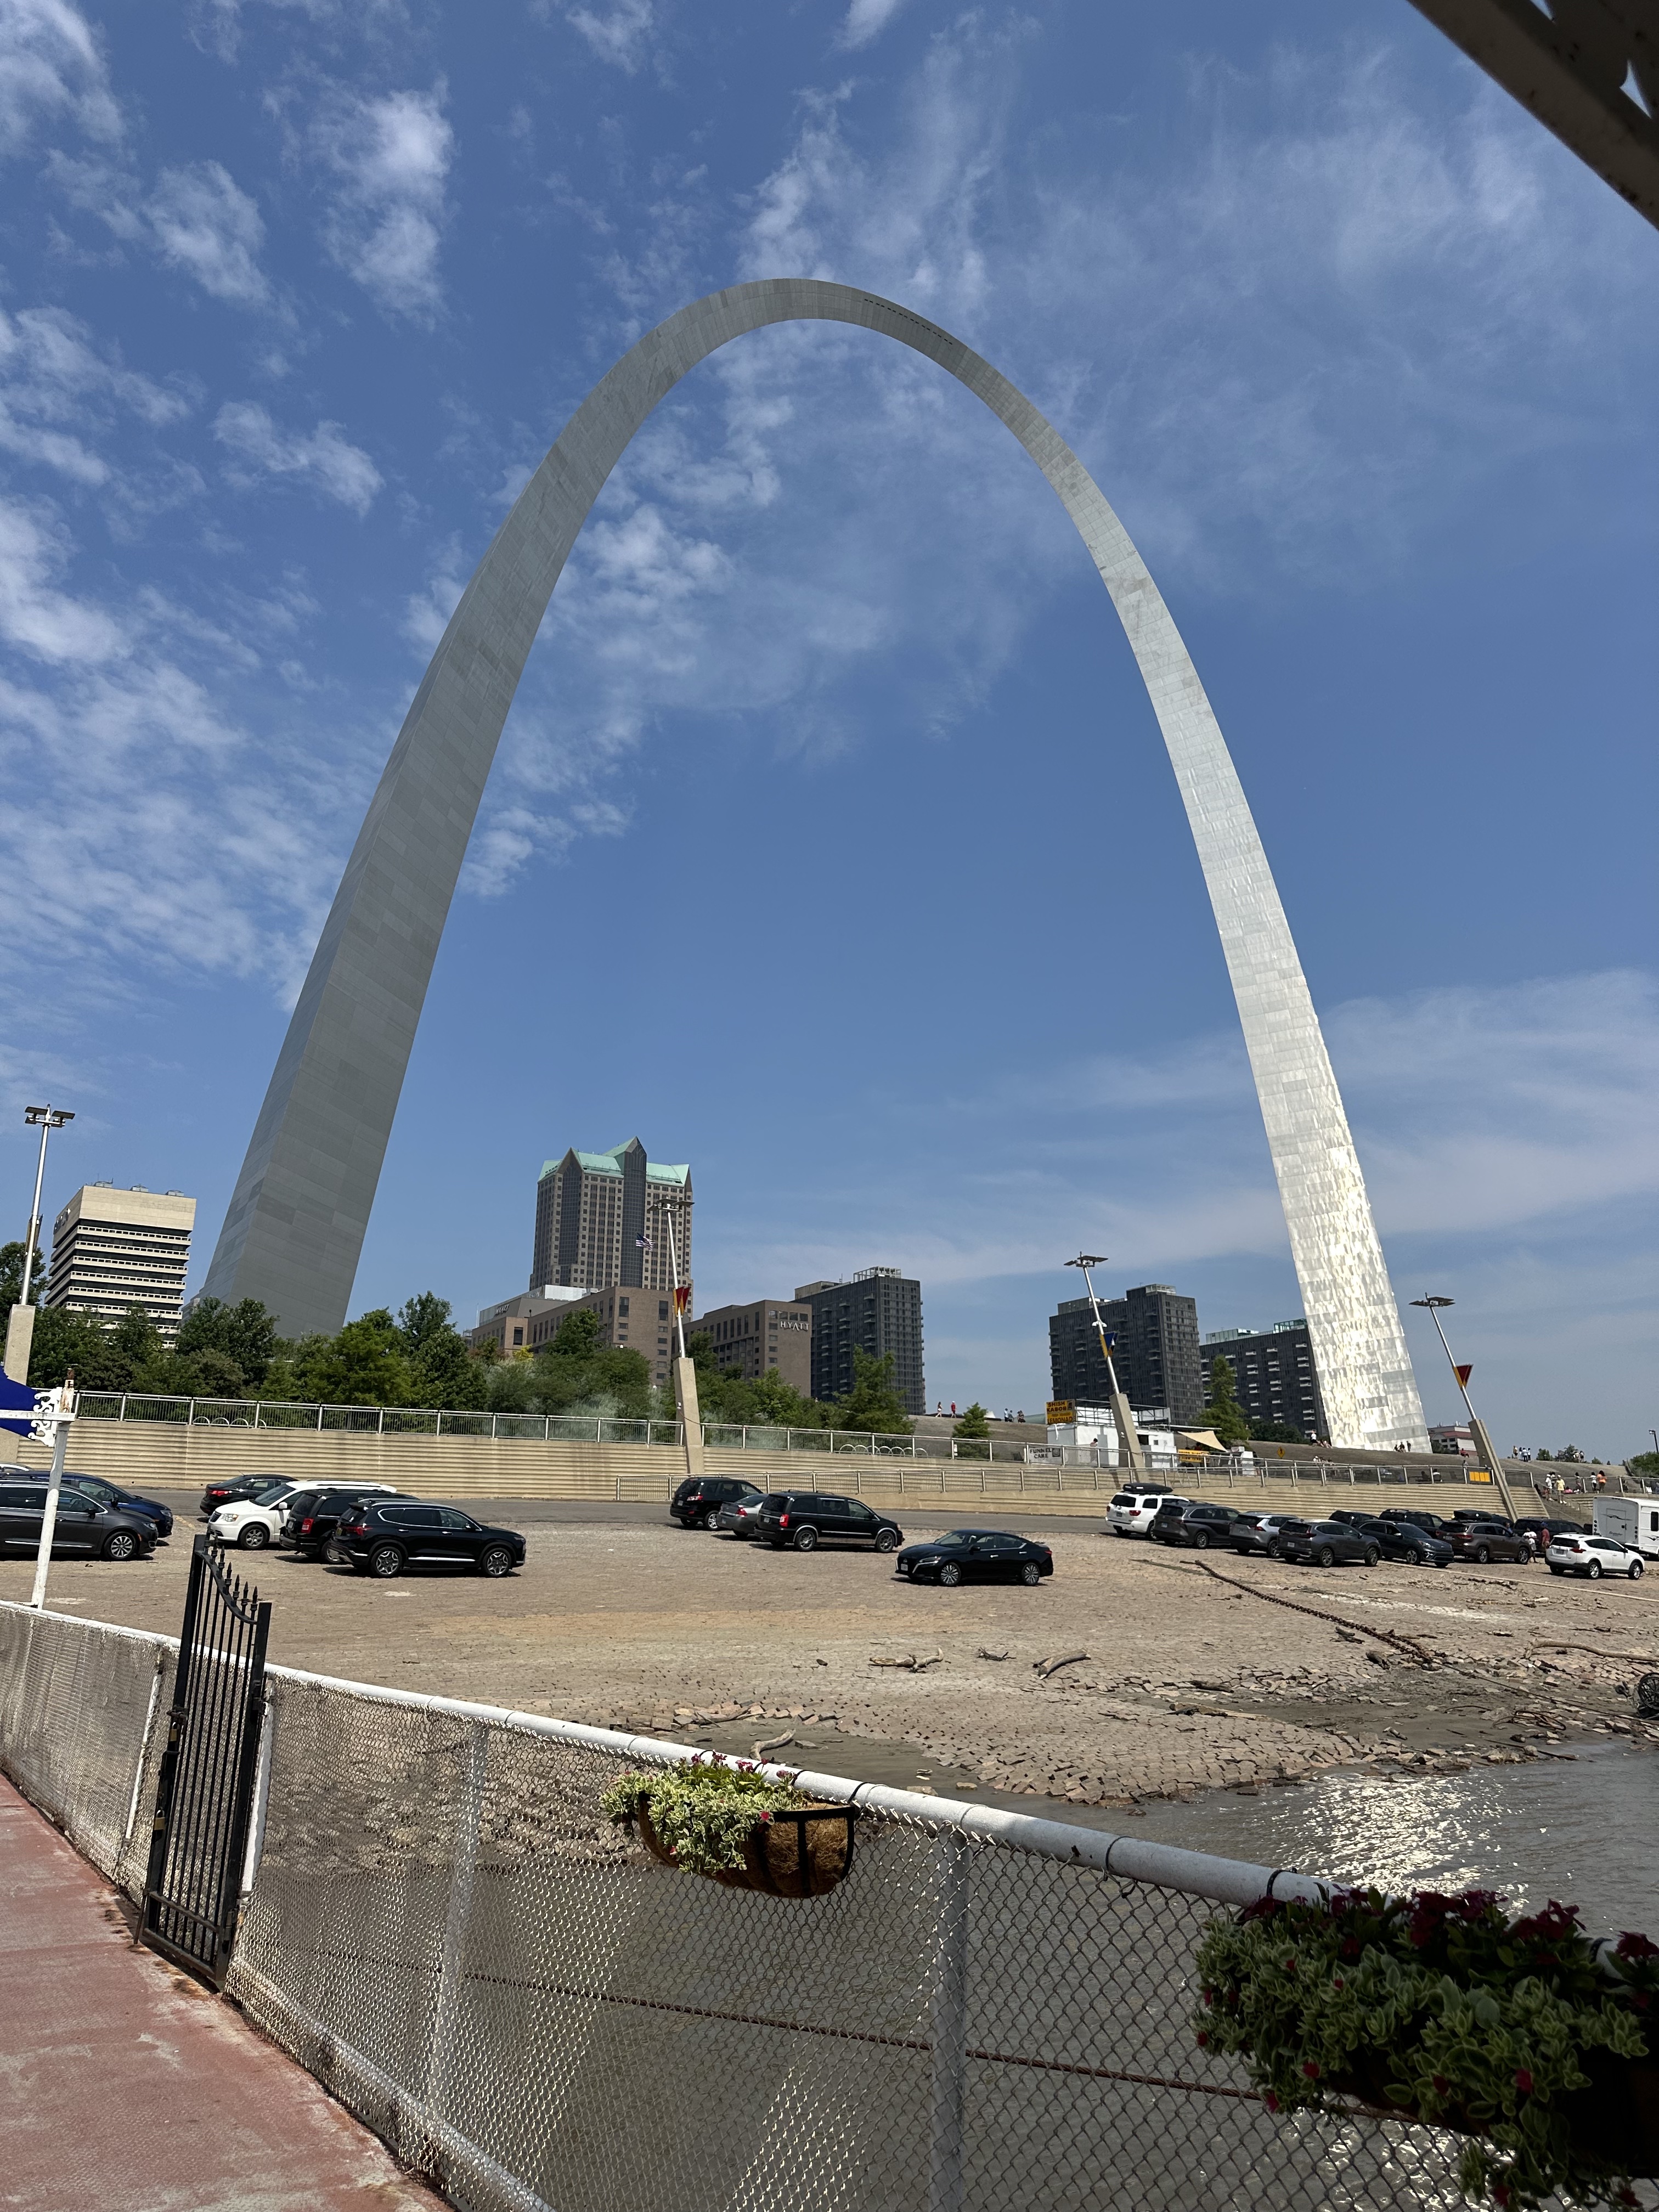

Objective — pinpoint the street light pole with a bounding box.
[5,1104,74,1385]
[1410,1295,1519,1521]
[1064,1255,1142,1477]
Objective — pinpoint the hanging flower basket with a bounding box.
[1193,1886,1659,2211]
[603,1763,857,1898]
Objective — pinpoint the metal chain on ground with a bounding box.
[1192,1559,1435,1663]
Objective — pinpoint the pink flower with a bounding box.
[1514,2069,1534,2096]
[1265,2092,1280,2113]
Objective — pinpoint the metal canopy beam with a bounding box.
[1407,0,1659,227]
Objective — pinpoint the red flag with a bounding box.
[1454,1363,1472,1389]
[674,1284,691,1314]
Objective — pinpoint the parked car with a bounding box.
[1150,1500,1245,1550]
[1379,1508,1454,1537]
[335,1500,527,1578]
[209,1479,402,1550]
[1545,1532,1644,1582]
[1445,1520,1531,1565]
[1105,1487,1178,1538]
[1278,1519,1381,1568]
[714,1490,769,1539]
[1328,1510,1381,1529]
[283,1487,417,1559]
[0,1480,157,1562]
[672,1476,761,1531]
[1514,1515,1586,1555]
[894,1530,1053,1587]
[1361,1516,1453,1568]
[199,1475,291,1517]
[756,1492,904,1553]
[1231,1511,1312,1559]
[9,1468,174,1539]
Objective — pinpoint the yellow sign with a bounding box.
[1469,1468,1493,1483]
[1046,1400,1074,1426]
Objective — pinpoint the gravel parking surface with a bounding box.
[4,1494,1654,1810]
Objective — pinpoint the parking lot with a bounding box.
[2,1487,1653,1810]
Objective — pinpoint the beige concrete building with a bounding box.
[531,1139,691,1296]
[44,1183,195,1336]
[522,1281,692,1392]
[690,1298,812,1394]
[465,1287,585,1357]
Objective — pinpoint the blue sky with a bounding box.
[1,0,1655,1452]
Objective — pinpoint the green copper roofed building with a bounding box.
[531,1139,691,1296]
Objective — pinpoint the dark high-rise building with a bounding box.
[1048,1284,1202,1425]
[1200,1319,1328,1443]
[795,1268,924,1417]
[531,1139,691,1295]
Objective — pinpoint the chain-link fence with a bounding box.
[4,1598,1643,2212]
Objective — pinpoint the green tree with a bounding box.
[176,1296,279,1389]
[1203,1356,1251,1446]
[953,1402,991,1438]
[0,1237,43,1317]
[303,1309,414,1407]
[1627,1451,1659,1482]
[26,1304,119,1389]
[396,1293,484,1409]
[1248,1417,1306,1446]
[830,1348,913,1436]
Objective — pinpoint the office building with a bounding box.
[44,1183,195,1337]
[1048,1284,1203,1426]
[1199,1319,1328,1443]
[520,1282,686,1390]
[1427,1424,1477,1459]
[795,1268,924,1415]
[691,1297,812,1394]
[466,1288,584,1357]
[531,1139,691,1295]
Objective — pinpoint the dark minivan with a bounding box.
[5,1465,174,1539]
[671,1476,761,1531]
[757,1492,904,1554]
[335,1501,527,1579]
[0,1481,157,1562]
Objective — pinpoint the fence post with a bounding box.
[317,1403,324,1431]
[929,1828,969,2212]
[187,1396,195,1427]
[435,1411,443,1438]
[119,1393,128,1421]
[427,1718,488,2118]
[378,1408,385,1436]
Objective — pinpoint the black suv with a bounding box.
[335,1501,527,1579]
[757,1492,904,1554]
[283,1487,416,1559]
[1150,1500,1244,1550]
[672,1476,761,1531]
[0,1480,157,1562]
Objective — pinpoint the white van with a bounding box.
[1107,1487,1182,1538]
[1594,1496,1659,1559]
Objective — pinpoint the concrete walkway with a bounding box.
[1,1774,445,2211]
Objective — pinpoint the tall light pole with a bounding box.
[1064,1255,1142,1477]
[4,1105,74,1385]
[1410,1295,1519,1521]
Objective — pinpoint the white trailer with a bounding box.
[1593,1495,1659,1559]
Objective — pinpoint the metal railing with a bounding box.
[0,1598,1516,2212]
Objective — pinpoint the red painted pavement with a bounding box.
[1,1774,447,2211]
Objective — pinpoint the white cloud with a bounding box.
[560,0,656,72]
[0,0,120,157]
[213,400,383,513]
[146,161,269,304]
[0,495,125,662]
[312,84,453,319]
[838,0,908,52]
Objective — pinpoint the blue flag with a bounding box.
[0,1369,45,1441]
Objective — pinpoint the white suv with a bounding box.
[1107,1488,1184,1538]
[1545,1532,1644,1582]
[209,1480,399,1550]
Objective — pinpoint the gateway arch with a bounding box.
[202,278,1427,1453]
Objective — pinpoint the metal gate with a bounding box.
[142,1533,271,1984]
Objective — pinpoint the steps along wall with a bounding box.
[6,1422,1561,1524]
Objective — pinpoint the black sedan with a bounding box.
[335,1500,527,1578]
[1362,1516,1452,1568]
[1278,1519,1380,1567]
[199,1475,290,1517]
[1149,1500,1245,1550]
[895,1530,1053,1587]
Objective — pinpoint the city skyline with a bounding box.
[1,3,1651,1450]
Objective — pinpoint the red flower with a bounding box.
[1514,2069,1534,2096]
[1302,2061,1321,2079]
[1196,2031,1210,2048]
[1265,2092,1279,2113]
[1432,2075,1449,2096]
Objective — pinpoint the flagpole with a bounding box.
[29,1374,76,1611]
[1410,1296,1517,1521]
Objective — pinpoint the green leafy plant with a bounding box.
[602,1762,812,1876]
[1194,1887,1658,2210]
